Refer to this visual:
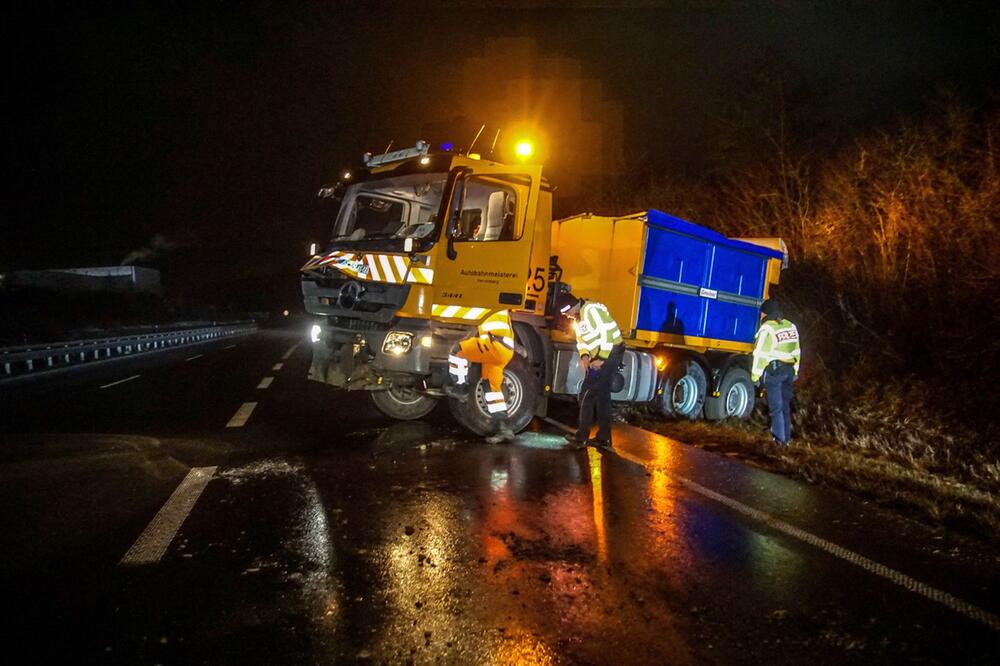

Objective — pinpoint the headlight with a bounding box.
[310,324,322,343]
[382,331,413,355]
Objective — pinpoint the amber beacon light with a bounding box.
[515,140,534,159]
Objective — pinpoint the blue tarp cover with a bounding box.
[635,210,781,344]
[646,210,783,260]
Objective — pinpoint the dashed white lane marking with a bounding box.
[100,375,140,389]
[119,466,217,566]
[226,402,258,428]
[257,376,274,389]
[543,417,1000,632]
[185,354,203,361]
[272,362,284,371]
[281,343,300,360]
[224,344,237,349]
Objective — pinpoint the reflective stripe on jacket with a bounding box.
[751,318,801,382]
[478,309,515,351]
[576,301,622,360]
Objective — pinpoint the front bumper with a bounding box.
[308,318,470,390]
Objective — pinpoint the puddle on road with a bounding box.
[217,457,302,485]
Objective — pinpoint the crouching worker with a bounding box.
[751,299,801,446]
[447,309,516,444]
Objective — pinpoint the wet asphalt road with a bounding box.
[1,326,998,664]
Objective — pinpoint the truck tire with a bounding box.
[448,353,541,437]
[704,367,755,421]
[657,359,707,420]
[371,385,438,420]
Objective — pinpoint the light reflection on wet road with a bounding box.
[1,329,997,664]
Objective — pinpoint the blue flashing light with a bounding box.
[440,142,454,151]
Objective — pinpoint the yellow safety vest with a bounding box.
[477,310,515,351]
[751,318,801,382]
[576,301,622,360]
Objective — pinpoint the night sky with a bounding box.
[4,1,997,308]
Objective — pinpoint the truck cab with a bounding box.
[301,142,553,425]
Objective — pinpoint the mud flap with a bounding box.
[535,393,549,418]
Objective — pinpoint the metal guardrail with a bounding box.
[0,323,258,380]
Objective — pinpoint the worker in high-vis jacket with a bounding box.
[555,291,624,449]
[447,309,516,444]
[751,299,802,446]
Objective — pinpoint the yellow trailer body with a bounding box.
[552,211,785,354]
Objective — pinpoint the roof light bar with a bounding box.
[363,140,430,167]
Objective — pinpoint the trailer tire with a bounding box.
[657,359,707,420]
[371,385,438,420]
[704,367,755,421]
[448,354,540,437]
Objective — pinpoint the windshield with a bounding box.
[331,173,447,242]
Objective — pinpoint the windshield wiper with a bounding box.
[329,231,401,243]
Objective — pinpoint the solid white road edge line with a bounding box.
[119,466,217,566]
[99,375,140,389]
[257,376,274,389]
[281,342,300,360]
[272,362,284,371]
[226,402,257,428]
[224,344,237,349]
[185,354,203,361]
[542,417,1000,632]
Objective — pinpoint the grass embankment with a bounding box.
[628,377,1000,541]
[593,97,999,541]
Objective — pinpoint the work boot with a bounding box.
[486,418,516,444]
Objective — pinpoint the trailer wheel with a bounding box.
[448,354,540,437]
[371,385,438,420]
[704,367,755,421]
[657,360,707,420]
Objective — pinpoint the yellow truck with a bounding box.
[301,140,786,435]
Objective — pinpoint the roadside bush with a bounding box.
[596,95,1000,495]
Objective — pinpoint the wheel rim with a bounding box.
[671,375,699,415]
[724,382,750,417]
[388,385,424,405]
[474,371,524,417]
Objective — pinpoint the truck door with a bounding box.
[432,163,543,319]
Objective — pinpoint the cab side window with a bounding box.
[454,178,517,242]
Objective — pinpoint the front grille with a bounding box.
[302,275,411,324]
[329,316,396,332]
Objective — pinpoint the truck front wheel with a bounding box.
[657,360,707,420]
[704,366,755,421]
[448,354,540,437]
[371,385,438,420]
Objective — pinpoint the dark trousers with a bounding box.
[764,362,796,444]
[575,344,625,442]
